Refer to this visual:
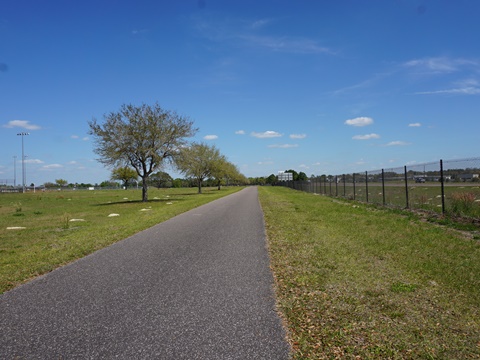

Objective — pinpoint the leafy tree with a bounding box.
[88,103,197,202]
[210,157,244,190]
[44,182,56,189]
[111,166,138,188]
[148,171,173,188]
[55,179,68,187]
[266,174,277,185]
[100,180,119,188]
[250,177,266,185]
[298,171,308,181]
[176,142,223,194]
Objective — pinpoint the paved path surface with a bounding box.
[0,187,290,359]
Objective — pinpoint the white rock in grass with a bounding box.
[140,208,151,211]
[166,202,173,205]
[69,219,85,222]
[7,227,26,230]
[108,213,120,217]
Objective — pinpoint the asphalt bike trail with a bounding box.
[0,187,290,359]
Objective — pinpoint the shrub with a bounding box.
[449,192,476,216]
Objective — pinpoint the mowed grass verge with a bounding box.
[0,187,242,294]
[259,186,480,359]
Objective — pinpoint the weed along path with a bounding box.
[0,187,290,359]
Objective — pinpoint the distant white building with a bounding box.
[458,174,479,182]
[277,171,293,181]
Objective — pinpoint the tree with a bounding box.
[148,171,173,188]
[217,161,246,187]
[210,157,243,190]
[44,182,56,189]
[298,171,308,181]
[88,103,197,202]
[176,142,223,194]
[172,178,184,188]
[266,174,277,185]
[100,180,119,188]
[111,166,138,188]
[55,179,68,187]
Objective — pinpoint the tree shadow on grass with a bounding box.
[94,198,187,206]
[93,189,222,206]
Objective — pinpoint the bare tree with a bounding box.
[89,103,197,201]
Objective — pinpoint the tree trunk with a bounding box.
[142,176,148,202]
[198,180,202,194]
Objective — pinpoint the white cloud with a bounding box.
[204,135,218,140]
[344,117,374,127]
[352,133,380,140]
[240,35,332,54]
[385,141,410,146]
[82,137,89,141]
[24,159,44,164]
[41,164,63,170]
[67,161,77,165]
[257,161,274,165]
[267,144,299,148]
[251,130,282,138]
[404,57,480,74]
[235,130,245,135]
[298,164,309,169]
[132,29,149,35]
[289,133,306,139]
[404,57,458,73]
[408,123,422,127]
[3,120,41,130]
[415,87,480,95]
[71,135,79,139]
[249,19,272,30]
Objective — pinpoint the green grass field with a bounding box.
[259,186,480,359]
[0,187,242,293]
[2,186,479,358]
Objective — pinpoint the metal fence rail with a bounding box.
[282,157,480,218]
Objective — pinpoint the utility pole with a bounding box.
[13,155,17,187]
[17,132,29,193]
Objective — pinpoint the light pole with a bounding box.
[17,132,29,193]
[13,155,17,188]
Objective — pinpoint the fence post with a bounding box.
[335,176,338,196]
[382,169,386,206]
[365,171,369,203]
[343,174,346,197]
[440,159,445,214]
[404,166,409,209]
[353,173,356,200]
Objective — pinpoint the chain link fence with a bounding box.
[283,157,480,219]
[0,179,20,193]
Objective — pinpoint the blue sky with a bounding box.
[1,0,479,185]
